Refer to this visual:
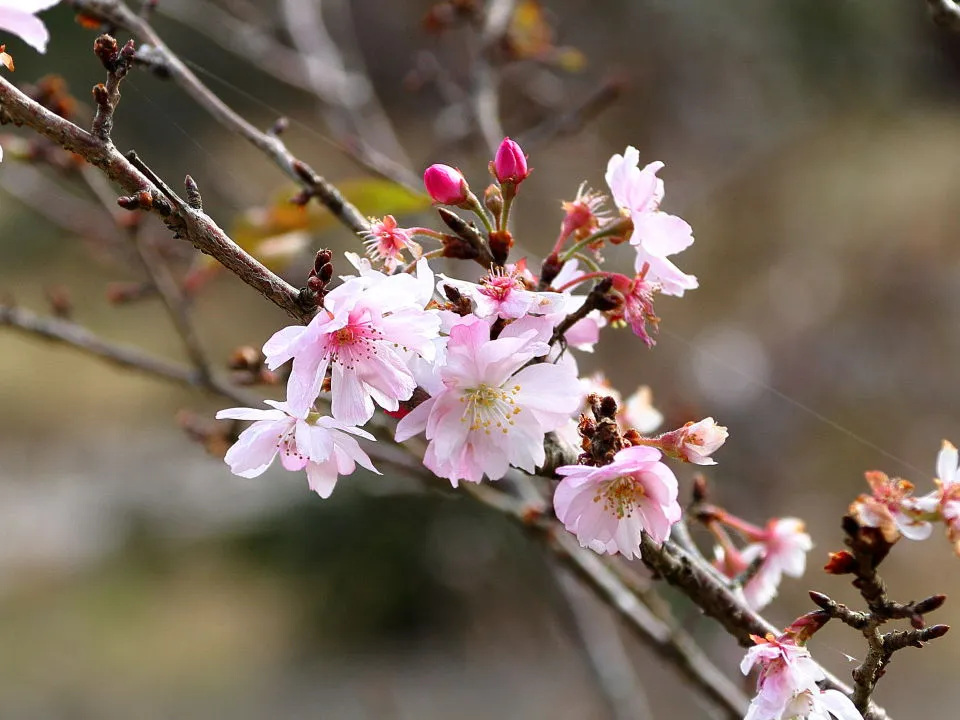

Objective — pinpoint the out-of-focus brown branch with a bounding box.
[0,73,311,323]
[0,303,252,405]
[519,74,627,152]
[68,0,372,236]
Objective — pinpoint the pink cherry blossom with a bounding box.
[715,517,812,610]
[395,315,579,485]
[216,400,378,498]
[621,385,663,434]
[263,257,440,425]
[608,273,659,347]
[852,470,933,541]
[560,183,608,241]
[440,264,566,320]
[931,440,960,554]
[605,146,698,296]
[364,215,421,273]
[553,445,682,558]
[493,137,530,185]
[741,635,825,720]
[423,163,468,204]
[0,1,59,54]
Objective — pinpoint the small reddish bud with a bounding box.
[423,163,469,204]
[824,550,857,574]
[493,137,529,185]
[488,229,513,265]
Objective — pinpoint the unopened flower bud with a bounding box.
[823,550,857,574]
[484,184,503,217]
[658,418,728,465]
[493,137,530,185]
[424,163,469,204]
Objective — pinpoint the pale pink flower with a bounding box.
[741,635,825,720]
[932,440,960,554]
[605,146,698,296]
[0,1,59,53]
[263,257,439,424]
[716,518,812,610]
[852,471,933,541]
[440,263,566,320]
[775,690,863,720]
[659,417,728,465]
[216,400,378,498]
[395,315,579,485]
[608,273,659,347]
[553,446,682,558]
[364,215,421,273]
[621,385,663,434]
[560,183,608,241]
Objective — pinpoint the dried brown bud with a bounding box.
[824,550,857,575]
[184,175,202,211]
[489,229,513,266]
[93,34,120,69]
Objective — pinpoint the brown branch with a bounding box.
[0,73,311,323]
[68,0,372,237]
[460,482,749,720]
[0,303,252,405]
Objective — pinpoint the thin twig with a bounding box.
[0,304,251,405]
[460,482,749,719]
[0,73,310,322]
[69,0,371,236]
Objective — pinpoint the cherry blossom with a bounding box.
[553,445,682,558]
[605,146,698,296]
[395,315,579,485]
[621,385,663,434]
[263,257,439,424]
[715,517,812,610]
[741,635,861,720]
[608,273,660,347]
[216,400,378,498]
[851,470,933,541]
[439,263,566,320]
[364,215,421,273]
[0,1,59,54]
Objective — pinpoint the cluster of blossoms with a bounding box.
[218,136,722,558]
[850,440,960,553]
[741,633,861,720]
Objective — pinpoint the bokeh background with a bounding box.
[2,0,960,717]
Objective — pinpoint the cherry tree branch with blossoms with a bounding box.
[1,3,957,719]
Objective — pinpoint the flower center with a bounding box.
[595,475,645,519]
[461,382,522,433]
[329,318,383,370]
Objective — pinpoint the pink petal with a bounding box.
[0,8,51,53]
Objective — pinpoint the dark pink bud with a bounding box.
[493,137,529,184]
[423,164,468,204]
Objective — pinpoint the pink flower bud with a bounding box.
[423,164,469,204]
[493,137,529,184]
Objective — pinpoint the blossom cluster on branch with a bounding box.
[1,3,956,719]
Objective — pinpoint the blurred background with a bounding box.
[2,0,960,717]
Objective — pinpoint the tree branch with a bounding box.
[0,73,311,322]
[68,0,372,236]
